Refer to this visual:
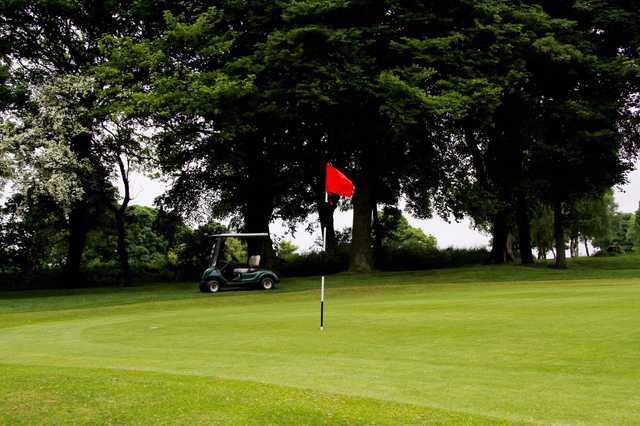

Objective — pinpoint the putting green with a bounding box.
[1,262,639,424]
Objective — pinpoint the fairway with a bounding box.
[1,260,640,425]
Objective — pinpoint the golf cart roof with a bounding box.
[211,233,270,238]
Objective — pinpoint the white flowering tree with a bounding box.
[1,74,150,285]
[1,76,93,211]
[0,75,107,282]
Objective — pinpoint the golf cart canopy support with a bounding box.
[209,233,271,268]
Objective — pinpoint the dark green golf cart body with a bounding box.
[199,233,280,293]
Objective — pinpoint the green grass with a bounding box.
[1,256,640,425]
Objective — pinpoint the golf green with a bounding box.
[1,260,639,424]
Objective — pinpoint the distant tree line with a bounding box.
[1,197,636,287]
[1,1,639,286]
[530,190,640,259]
[0,202,465,286]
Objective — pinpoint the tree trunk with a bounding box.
[515,193,534,264]
[553,199,567,268]
[349,178,374,272]
[584,238,590,257]
[490,210,512,264]
[65,205,90,287]
[114,155,131,286]
[243,145,276,268]
[318,195,338,251]
[64,131,93,287]
[114,209,131,285]
[537,247,546,260]
[244,195,274,269]
[506,232,515,262]
[569,236,579,258]
[372,203,383,263]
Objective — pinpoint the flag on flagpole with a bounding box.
[321,163,353,331]
[325,163,353,197]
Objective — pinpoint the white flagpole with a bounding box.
[321,191,328,331]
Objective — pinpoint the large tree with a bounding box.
[258,0,459,271]
[525,1,640,267]
[29,0,638,277]
[1,2,124,284]
[378,1,544,265]
[392,0,639,269]
[0,1,206,284]
[103,1,421,272]
[101,3,318,266]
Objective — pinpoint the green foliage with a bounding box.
[0,194,67,273]
[0,200,232,286]
[626,211,640,250]
[173,221,227,277]
[99,1,314,231]
[380,244,491,270]
[275,247,350,277]
[376,207,437,250]
[604,212,634,252]
[125,206,170,267]
[531,191,621,258]
[2,0,640,278]
[276,246,488,277]
[84,205,173,270]
[0,0,213,285]
[222,237,248,264]
[593,211,634,251]
[275,240,298,260]
[567,192,617,244]
[594,245,626,257]
[530,204,555,258]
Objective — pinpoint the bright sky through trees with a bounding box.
[123,159,640,251]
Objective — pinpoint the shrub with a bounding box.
[274,247,350,277]
[594,245,626,257]
[273,245,490,276]
[376,246,490,271]
[0,245,491,291]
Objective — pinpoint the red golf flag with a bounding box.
[325,163,353,197]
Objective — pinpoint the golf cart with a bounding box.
[199,233,280,293]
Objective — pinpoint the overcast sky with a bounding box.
[125,161,640,252]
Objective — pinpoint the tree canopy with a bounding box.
[1,0,639,285]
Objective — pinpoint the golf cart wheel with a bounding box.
[203,280,220,293]
[260,277,274,290]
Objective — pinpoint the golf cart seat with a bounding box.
[233,255,261,274]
